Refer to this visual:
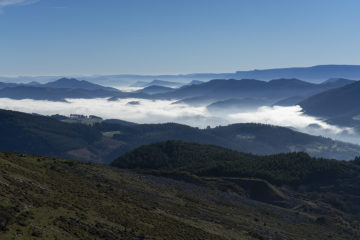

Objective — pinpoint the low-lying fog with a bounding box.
[0,97,358,144]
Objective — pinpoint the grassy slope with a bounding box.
[1,152,359,239]
[112,141,360,235]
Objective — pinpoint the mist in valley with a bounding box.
[0,97,357,145]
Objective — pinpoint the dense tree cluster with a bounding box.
[112,140,358,185]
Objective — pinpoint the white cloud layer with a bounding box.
[0,97,357,143]
[229,105,353,134]
[0,98,211,126]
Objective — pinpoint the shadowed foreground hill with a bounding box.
[1,150,360,239]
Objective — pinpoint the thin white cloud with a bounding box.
[0,0,39,13]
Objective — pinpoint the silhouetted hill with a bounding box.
[300,81,360,127]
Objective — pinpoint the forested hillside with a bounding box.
[1,150,359,239]
[1,109,360,162]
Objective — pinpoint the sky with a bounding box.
[0,0,360,76]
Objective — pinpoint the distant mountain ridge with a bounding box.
[0,78,148,101]
[233,65,360,82]
[154,78,354,102]
[0,78,120,92]
[2,65,360,85]
[81,65,360,85]
[0,86,127,101]
[0,77,354,102]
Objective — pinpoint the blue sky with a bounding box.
[0,0,359,76]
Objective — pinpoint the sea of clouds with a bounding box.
[0,97,357,144]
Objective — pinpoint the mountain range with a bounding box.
[232,65,360,82]
[2,65,360,85]
[1,76,360,137]
[1,66,360,239]
[0,78,147,101]
[0,77,354,103]
[153,78,354,104]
